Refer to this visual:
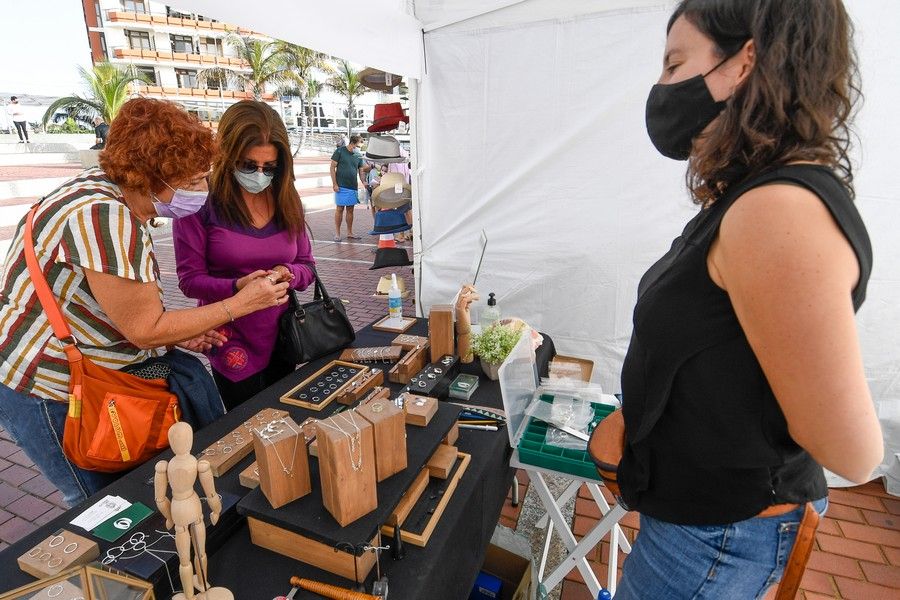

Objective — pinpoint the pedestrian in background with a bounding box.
[7,96,29,143]
[330,134,367,241]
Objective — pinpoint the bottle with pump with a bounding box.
[388,273,402,322]
[479,292,501,330]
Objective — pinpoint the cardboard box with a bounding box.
[474,543,533,600]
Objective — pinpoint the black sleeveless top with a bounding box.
[618,165,872,525]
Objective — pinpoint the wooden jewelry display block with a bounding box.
[252,416,312,509]
[426,444,459,479]
[239,461,259,489]
[392,334,429,351]
[17,529,99,578]
[199,407,289,476]
[428,305,454,362]
[316,411,378,526]
[339,346,403,363]
[356,399,407,482]
[280,360,368,411]
[333,367,384,406]
[388,344,428,384]
[400,393,438,426]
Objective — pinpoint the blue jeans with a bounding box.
[0,383,118,507]
[615,498,828,599]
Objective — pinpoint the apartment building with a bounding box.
[80,0,402,130]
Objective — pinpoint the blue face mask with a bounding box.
[152,183,208,218]
[234,169,274,194]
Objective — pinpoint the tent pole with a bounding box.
[409,76,424,317]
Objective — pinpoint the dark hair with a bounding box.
[10,96,16,102]
[349,134,362,145]
[99,98,216,194]
[670,0,859,204]
[210,101,304,235]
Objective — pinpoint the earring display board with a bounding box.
[391,334,429,351]
[371,315,417,333]
[404,355,460,399]
[252,416,312,509]
[280,361,368,411]
[17,529,99,579]
[333,367,385,406]
[387,345,428,384]
[316,412,378,526]
[339,346,403,363]
[356,399,407,481]
[398,393,438,426]
[381,451,471,548]
[198,408,290,476]
[428,305,455,362]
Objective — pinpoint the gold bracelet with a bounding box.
[220,301,235,323]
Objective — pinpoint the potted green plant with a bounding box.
[471,322,523,380]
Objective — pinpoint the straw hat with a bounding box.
[372,172,412,209]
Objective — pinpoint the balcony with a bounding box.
[136,85,275,102]
[112,47,249,68]
[105,10,259,36]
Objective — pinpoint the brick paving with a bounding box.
[0,164,898,599]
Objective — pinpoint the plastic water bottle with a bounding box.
[597,589,613,600]
[388,273,402,321]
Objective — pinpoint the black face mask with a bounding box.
[645,57,730,160]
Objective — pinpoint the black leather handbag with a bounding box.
[277,271,355,364]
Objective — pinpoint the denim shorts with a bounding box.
[0,382,118,507]
[615,498,828,599]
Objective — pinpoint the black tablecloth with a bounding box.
[0,319,553,600]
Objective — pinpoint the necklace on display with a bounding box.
[319,413,363,471]
[255,418,301,478]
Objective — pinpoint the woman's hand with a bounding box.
[235,270,269,291]
[234,276,290,315]
[177,330,227,353]
[269,264,294,284]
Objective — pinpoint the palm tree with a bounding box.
[198,35,298,101]
[279,45,332,151]
[328,60,366,136]
[42,63,149,128]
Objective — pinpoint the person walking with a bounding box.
[614,1,882,598]
[330,134,367,241]
[7,96,29,143]
[91,116,110,149]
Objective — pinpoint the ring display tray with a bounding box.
[372,315,417,333]
[380,451,471,547]
[237,403,461,582]
[280,361,368,411]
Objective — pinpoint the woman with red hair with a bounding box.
[0,98,288,505]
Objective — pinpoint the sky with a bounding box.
[0,0,94,97]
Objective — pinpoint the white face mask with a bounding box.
[234,169,274,194]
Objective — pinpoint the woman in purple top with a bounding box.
[174,101,315,409]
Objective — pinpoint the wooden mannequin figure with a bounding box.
[155,422,233,600]
[455,284,480,363]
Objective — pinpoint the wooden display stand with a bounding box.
[401,393,438,426]
[252,417,312,509]
[239,461,259,489]
[356,400,407,482]
[333,367,384,406]
[198,408,289,476]
[428,305,455,362]
[316,412,378,526]
[339,346,403,363]
[371,315,417,333]
[388,344,428,384]
[246,518,378,583]
[387,468,429,527]
[17,529,98,578]
[391,334,429,351]
[426,444,458,479]
[443,422,459,446]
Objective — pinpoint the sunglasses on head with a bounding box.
[235,160,278,176]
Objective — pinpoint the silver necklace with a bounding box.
[319,412,363,471]
[255,418,300,477]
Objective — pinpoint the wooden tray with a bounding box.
[280,360,368,410]
[372,315,417,333]
[381,451,470,547]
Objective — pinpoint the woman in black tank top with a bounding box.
[615,1,883,598]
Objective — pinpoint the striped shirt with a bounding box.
[0,168,163,402]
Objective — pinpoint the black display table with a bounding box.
[0,318,554,600]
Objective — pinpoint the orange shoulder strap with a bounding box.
[23,203,79,352]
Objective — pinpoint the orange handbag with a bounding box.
[24,204,179,473]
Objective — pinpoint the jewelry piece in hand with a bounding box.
[266,275,277,284]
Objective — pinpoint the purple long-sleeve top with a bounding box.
[173,201,315,381]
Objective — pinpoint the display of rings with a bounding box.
[223,446,233,454]
[329,383,337,390]
[47,557,63,568]
[48,535,64,548]
[427,373,436,379]
[312,396,320,402]
[298,393,308,399]
[418,381,427,387]
[64,542,78,554]
[434,367,443,374]
[338,367,346,372]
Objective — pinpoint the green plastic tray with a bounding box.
[516,393,617,480]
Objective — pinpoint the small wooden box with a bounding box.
[388,345,428,385]
[17,529,99,579]
[239,461,259,489]
[428,305,454,362]
[402,393,438,426]
[356,399,407,481]
[252,416,312,509]
[427,444,459,479]
[443,422,459,446]
[316,411,378,526]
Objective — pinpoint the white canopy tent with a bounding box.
[178,0,900,491]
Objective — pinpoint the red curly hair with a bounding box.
[99,98,217,194]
